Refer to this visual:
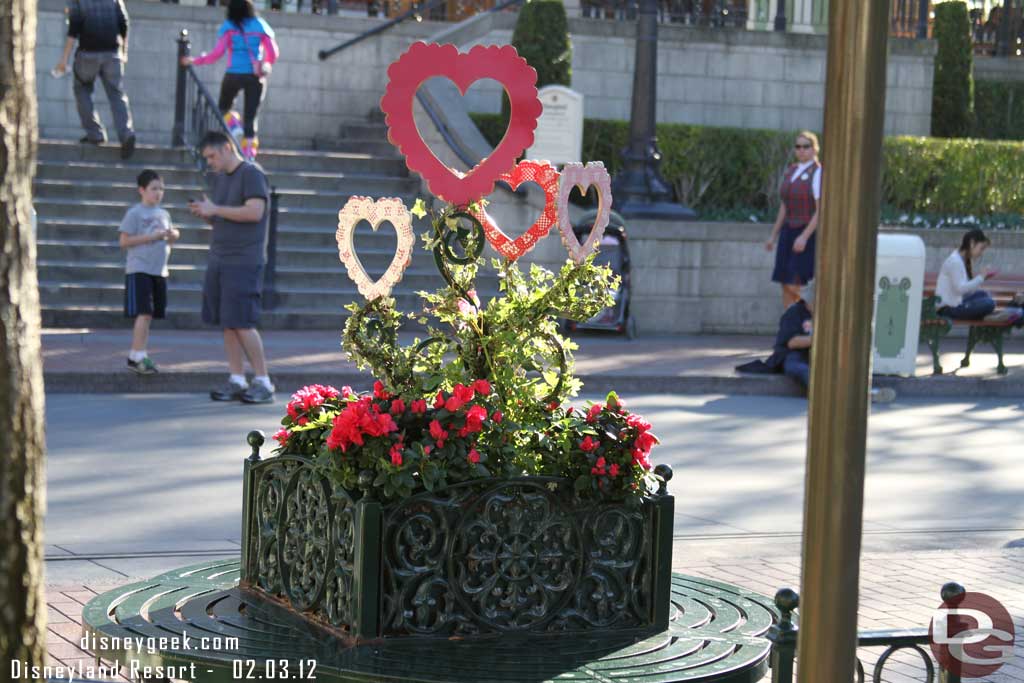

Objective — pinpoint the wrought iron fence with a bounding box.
[768,584,969,683]
[581,0,747,26]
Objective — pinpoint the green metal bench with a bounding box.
[81,559,780,682]
[920,274,1022,375]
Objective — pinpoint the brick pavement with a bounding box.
[40,548,1024,682]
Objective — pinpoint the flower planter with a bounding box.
[239,442,675,640]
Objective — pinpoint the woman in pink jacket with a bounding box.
[181,0,278,160]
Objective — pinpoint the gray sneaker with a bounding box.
[871,386,896,404]
[241,382,275,404]
[211,381,248,402]
[127,357,158,375]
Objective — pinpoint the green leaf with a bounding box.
[411,198,428,219]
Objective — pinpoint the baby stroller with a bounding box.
[563,209,636,339]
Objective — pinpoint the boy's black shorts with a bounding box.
[124,273,167,319]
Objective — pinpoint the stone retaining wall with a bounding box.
[36,0,935,146]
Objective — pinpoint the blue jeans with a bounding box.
[783,354,810,390]
[940,290,996,321]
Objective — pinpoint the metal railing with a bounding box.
[581,0,747,26]
[768,583,969,683]
[171,29,280,309]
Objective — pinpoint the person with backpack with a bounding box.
[180,0,279,161]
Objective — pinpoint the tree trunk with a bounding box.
[0,0,45,670]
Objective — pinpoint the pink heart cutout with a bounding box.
[380,42,543,206]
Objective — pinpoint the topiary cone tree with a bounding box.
[501,0,572,123]
[932,1,975,138]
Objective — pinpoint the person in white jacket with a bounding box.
[935,229,996,320]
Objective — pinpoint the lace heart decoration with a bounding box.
[336,196,415,301]
[470,160,560,261]
[556,162,613,264]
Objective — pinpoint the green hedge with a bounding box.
[973,80,1024,140]
[471,113,1024,218]
[931,2,975,137]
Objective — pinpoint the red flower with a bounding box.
[340,386,353,398]
[464,405,487,433]
[390,398,406,415]
[373,380,391,400]
[492,410,503,423]
[606,395,623,410]
[586,404,602,423]
[297,416,309,426]
[636,430,659,453]
[315,384,341,399]
[566,406,575,416]
[434,391,445,409]
[580,435,599,452]
[468,447,481,464]
[591,456,607,475]
[429,419,449,447]
[411,399,428,415]
[546,401,560,411]
[454,384,476,404]
[326,429,344,451]
[445,396,465,412]
[273,428,290,446]
[472,379,491,396]
[609,463,620,477]
[424,445,433,455]
[627,413,652,433]
[632,447,652,471]
[389,443,403,467]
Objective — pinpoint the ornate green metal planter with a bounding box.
[239,435,675,641]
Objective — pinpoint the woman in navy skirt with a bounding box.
[765,131,822,308]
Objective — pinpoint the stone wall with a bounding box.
[36,0,935,146]
[462,15,936,136]
[35,0,441,146]
[974,57,1024,83]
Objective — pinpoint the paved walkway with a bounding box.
[43,328,1024,397]
[43,547,1024,682]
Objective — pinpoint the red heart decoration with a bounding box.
[471,161,560,261]
[380,42,543,206]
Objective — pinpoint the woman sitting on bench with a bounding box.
[936,229,997,320]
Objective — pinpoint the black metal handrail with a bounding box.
[319,0,522,60]
[768,583,968,683]
[171,28,279,309]
[172,30,244,165]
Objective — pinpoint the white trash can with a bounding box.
[872,234,926,376]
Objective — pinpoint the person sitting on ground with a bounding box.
[936,229,999,321]
[736,282,896,402]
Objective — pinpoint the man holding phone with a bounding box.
[190,131,274,404]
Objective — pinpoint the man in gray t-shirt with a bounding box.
[189,131,274,404]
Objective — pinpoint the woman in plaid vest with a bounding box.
[765,131,822,308]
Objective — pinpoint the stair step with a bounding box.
[35,159,409,187]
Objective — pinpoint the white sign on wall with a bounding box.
[525,85,584,166]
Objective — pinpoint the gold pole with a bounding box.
[796,0,890,679]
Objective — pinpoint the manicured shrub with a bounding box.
[471,112,1024,220]
[931,1,975,137]
[503,0,572,120]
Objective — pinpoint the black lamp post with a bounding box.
[611,0,696,220]
[773,0,787,30]
[997,0,1015,56]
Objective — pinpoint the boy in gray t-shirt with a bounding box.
[119,170,179,374]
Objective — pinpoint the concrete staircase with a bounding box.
[34,122,480,331]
